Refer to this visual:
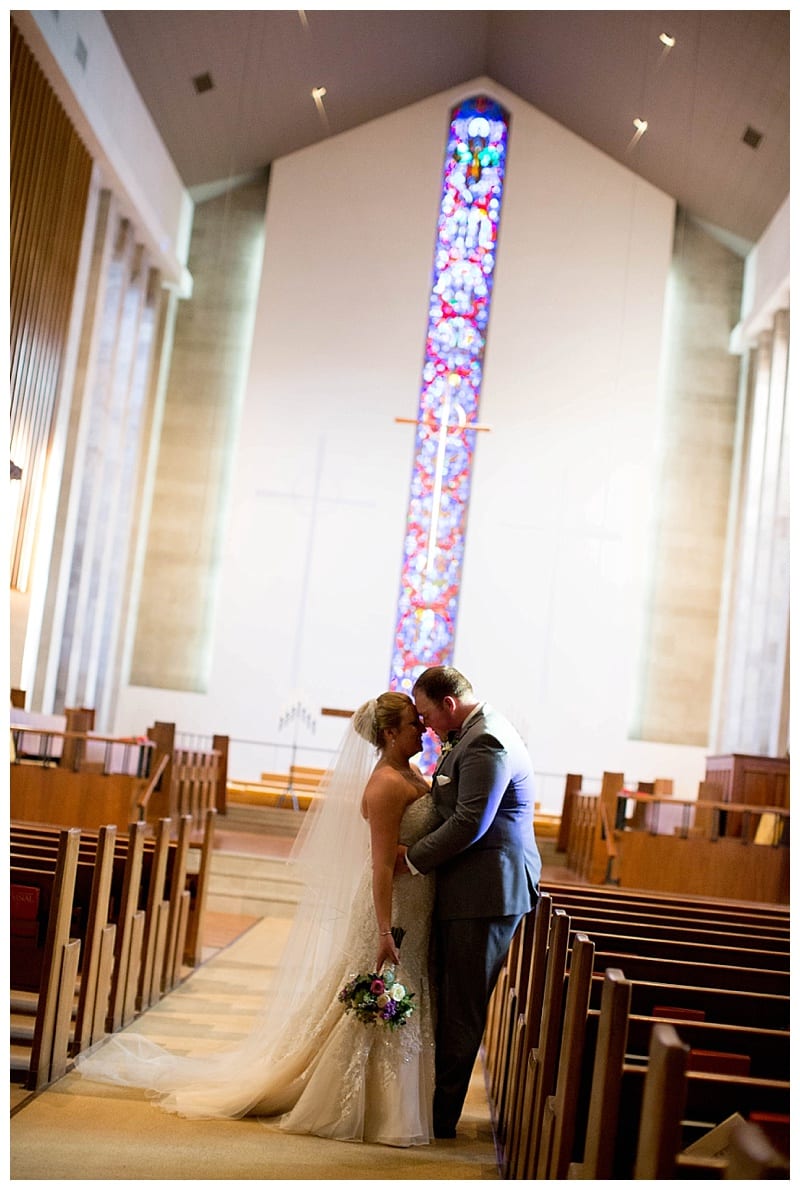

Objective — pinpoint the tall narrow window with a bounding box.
[390,96,509,714]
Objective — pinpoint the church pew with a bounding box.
[10,829,81,1090]
[565,966,630,1180]
[159,814,192,994]
[484,911,521,1107]
[136,817,173,1009]
[525,960,789,1179]
[11,822,148,1037]
[11,828,119,1057]
[488,898,791,1180]
[9,815,210,1087]
[535,932,596,1179]
[548,901,790,950]
[566,975,790,1180]
[143,721,227,826]
[491,893,551,1171]
[621,1036,790,1178]
[591,972,790,1030]
[586,945,787,997]
[11,807,215,976]
[486,904,534,1107]
[567,925,789,974]
[558,976,790,1180]
[541,880,790,933]
[610,1011,788,1082]
[11,818,185,1035]
[507,909,572,1179]
[181,806,217,968]
[12,822,145,1026]
[71,826,118,1052]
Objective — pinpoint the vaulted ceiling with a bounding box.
[104,9,790,249]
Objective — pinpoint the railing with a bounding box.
[615,790,789,846]
[11,725,154,776]
[566,784,789,903]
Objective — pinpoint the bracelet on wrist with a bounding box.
[380,929,392,936]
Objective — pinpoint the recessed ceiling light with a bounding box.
[659,33,676,48]
[633,118,648,134]
[311,85,330,133]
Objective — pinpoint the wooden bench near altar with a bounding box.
[562,758,789,905]
[9,713,228,835]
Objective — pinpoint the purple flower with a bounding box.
[370,979,385,995]
[381,1000,397,1019]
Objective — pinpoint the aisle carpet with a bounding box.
[10,915,500,1181]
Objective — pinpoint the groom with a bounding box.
[399,666,541,1139]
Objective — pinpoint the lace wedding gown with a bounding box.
[76,793,438,1148]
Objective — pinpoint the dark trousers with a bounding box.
[432,913,523,1135]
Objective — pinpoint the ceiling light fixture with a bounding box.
[311,86,330,133]
[628,117,648,152]
[659,33,676,48]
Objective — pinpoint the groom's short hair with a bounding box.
[413,666,474,703]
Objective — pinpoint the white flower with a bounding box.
[391,983,407,1001]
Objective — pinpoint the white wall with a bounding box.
[117,76,712,803]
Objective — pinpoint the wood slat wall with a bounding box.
[10,20,93,590]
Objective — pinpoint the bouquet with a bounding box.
[338,927,415,1030]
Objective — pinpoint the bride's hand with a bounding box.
[377,931,400,970]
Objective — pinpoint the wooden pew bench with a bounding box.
[12,809,214,983]
[542,890,790,947]
[486,894,791,1180]
[11,823,147,1070]
[613,1029,790,1176]
[615,1011,789,1081]
[567,981,790,1180]
[10,829,81,1090]
[567,923,790,973]
[586,945,788,996]
[10,809,216,1084]
[541,879,790,933]
[590,972,790,1030]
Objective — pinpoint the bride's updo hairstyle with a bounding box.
[352,691,414,751]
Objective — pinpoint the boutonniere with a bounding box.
[438,731,459,761]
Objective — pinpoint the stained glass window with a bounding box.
[389,95,509,744]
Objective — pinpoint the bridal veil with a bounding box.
[75,704,379,1119]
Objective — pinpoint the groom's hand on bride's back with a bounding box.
[394,845,410,875]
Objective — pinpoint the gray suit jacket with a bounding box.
[407,704,541,919]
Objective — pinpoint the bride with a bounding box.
[75,692,441,1147]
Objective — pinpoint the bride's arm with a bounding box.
[363,770,407,969]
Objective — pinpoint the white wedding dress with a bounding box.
[76,793,439,1148]
[276,792,438,1145]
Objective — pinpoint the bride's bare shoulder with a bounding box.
[361,764,409,817]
